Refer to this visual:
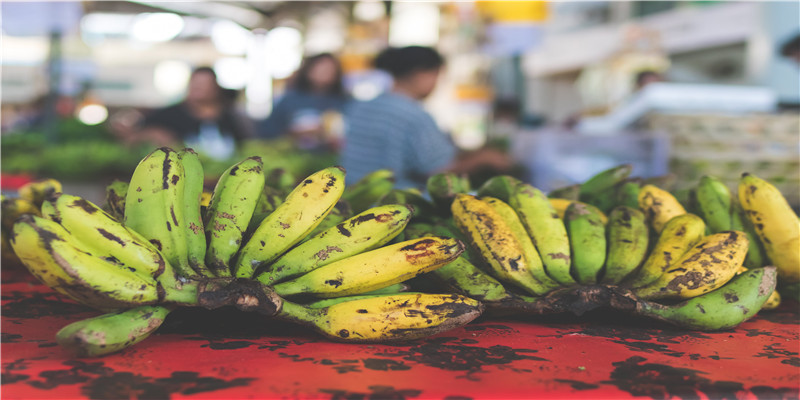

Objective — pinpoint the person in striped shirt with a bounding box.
[341,46,510,190]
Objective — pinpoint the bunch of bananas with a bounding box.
[376,167,789,332]
[1,179,63,268]
[5,148,481,357]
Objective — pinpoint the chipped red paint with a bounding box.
[1,269,798,400]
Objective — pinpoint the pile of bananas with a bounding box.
[4,148,481,357]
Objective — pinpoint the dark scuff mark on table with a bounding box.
[604,356,799,400]
[320,385,422,400]
[362,358,411,371]
[442,396,473,400]
[1,292,93,319]
[2,358,31,386]
[754,343,800,367]
[554,379,600,391]
[1,333,23,343]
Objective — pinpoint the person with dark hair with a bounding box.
[780,33,800,64]
[341,46,511,189]
[123,67,252,160]
[259,53,349,151]
[634,70,664,91]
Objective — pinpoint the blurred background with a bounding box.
[1,1,798,204]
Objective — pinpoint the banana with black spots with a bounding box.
[103,180,128,221]
[639,184,686,233]
[601,206,649,284]
[18,178,62,208]
[178,148,211,276]
[565,202,607,284]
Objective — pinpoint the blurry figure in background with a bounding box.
[491,97,522,138]
[780,33,800,64]
[341,46,512,190]
[119,67,252,160]
[634,70,665,91]
[259,53,349,152]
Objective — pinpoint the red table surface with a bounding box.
[2,268,798,400]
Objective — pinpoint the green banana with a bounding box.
[178,148,211,276]
[277,293,482,342]
[378,189,437,221]
[695,175,733,233]
[482,196,561,293]
[257,204,413,285]
[272,236,463,298]
[565,202,606,284]
[626,213,706,288]
[205,156,265,276]
[124,147,194,278]
[615,179,642,209]
[578,164,632,203]
[341,169,395,214]
[636,267,776,330]
[731,201,767,270]
[601,206,649,284]
[427,172,471,213]
[103,180,128,221]
[56,305,172,357]
[41,193,165,279]
[234,167,346,278]
[248,186,286,235]
[548,184,581,201]
[265,167,297,194]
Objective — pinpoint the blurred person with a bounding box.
[121,67,252,160]
[634,70,665,91]
[780,32,800,64]
[341,46,511,190]
[259,53,349,151]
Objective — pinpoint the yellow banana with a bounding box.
[738,173,800,283]
[634,231,749,300]
[18,178,62,207]
[2,196,41,232]
[272,236,463,298]
[234,167,345,278]
[639,184,686,233]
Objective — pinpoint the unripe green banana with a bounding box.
[483,196,561,293]
[565,202,606,284]
[124,147,194,278]
[272,236,463,298]
[477,175,517,201]
[626,213,706,288]
[601,206,649,284]
[378,189,437,221]
[178,148,211,277]
[41,193,165,279]
[615,179,642,209]
[427,172,471,214]
[248,186,286,235]
[341,169,395,214]
[636,266,776,330]
[730,201,767,270]
[548,184,581,201]
[11,215,160,309]
[56,305,171,357]
[578,164,632,204]
[634,231,749,300]
[234,167,346,278]
[452,194,554,296]
[205,156,265,276]
[695,175,733,233]
[103,180,128,221]
[277,293,482,342]
[265,167,297,195]
[257,204,413,285]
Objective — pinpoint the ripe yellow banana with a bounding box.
[18,178,62,208]
[738,173,800,283]
[1,196,41,232]
[234,166,346,278]
[626,213,706,288]
[634,231,749,300]
[278,293,482,342]
[272,236,463,298]
[639,184,686,233]
[452,194,554,295]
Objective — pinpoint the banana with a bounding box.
[248,186,286,235]
[578,164,632,205]
[483,196,561,293]
[549,198,609,224]
[277,293,482,342]
[427,172,471,213]
[601,206,649,284]
[378,189,437,221]
[41,193,165,279]
[2,196,41,232]
[477,175,517,201]
[634,231,749,300]
[205,156,265,276]
[200,191,213,208]
[548,184,581,201]
[695,175,733,233]
[56,305,172,357]
[565,202,606,284]
[305,291,417,309]
[341,169,395,214]
[636,266,777,330]
[124,147,194,278]
[178,148,211,276]
[257,204,413,285]
[272,236,463,298]
[643,173,677,191]
[761,289,781,311]
[626,213,706,288]
[452,194,554,295]
[265,167,297,194]
[18,178,62,208]
[2,231,23,267]
[738,173,799,283]
[103,180,128,221]
[731,201,767,270]
[302,200,352,241]
[234,167,345,278]
[509,182,575,286]
[615,179,642,210]
[408,222,511,302]
[10,215,160,309]
[638,184,686,233]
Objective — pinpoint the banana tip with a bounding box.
[741,172,750,178]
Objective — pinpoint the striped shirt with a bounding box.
[341,92,456,190]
